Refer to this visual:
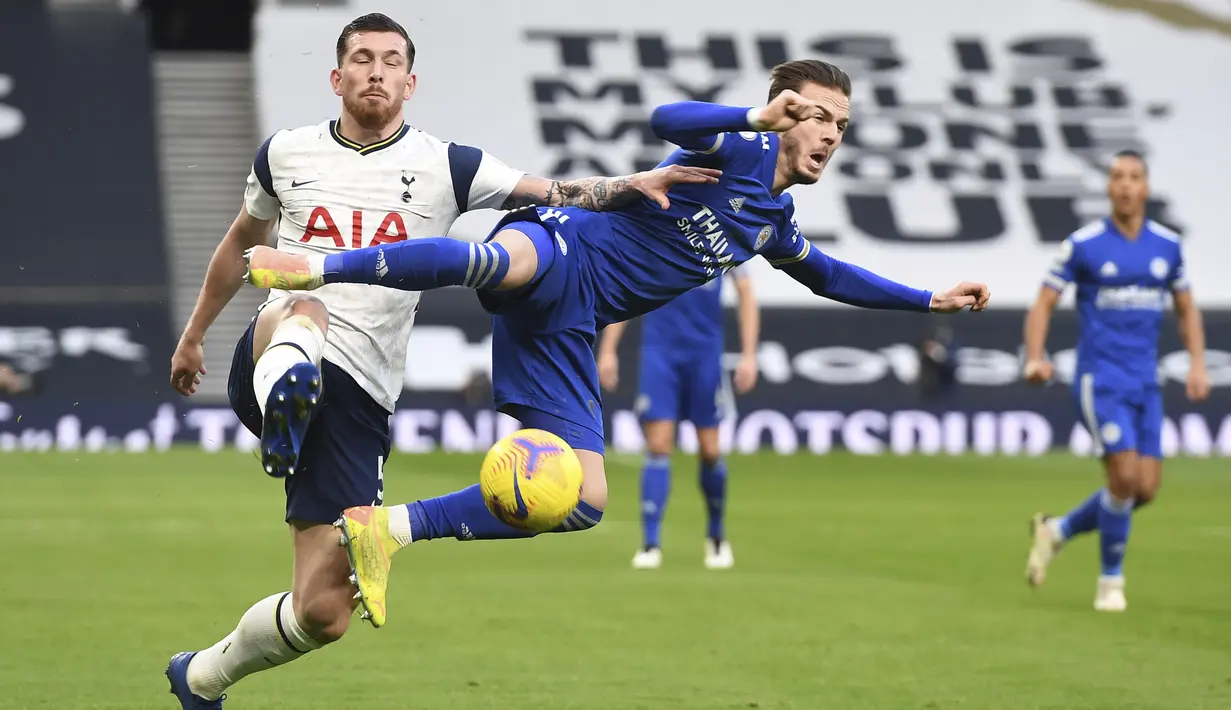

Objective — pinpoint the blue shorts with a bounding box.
[1073,372,1163,459]
[636,346,729,428]
[228,318,392,524]
[477,207,605,454]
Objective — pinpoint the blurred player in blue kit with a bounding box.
[596,264,760,570]
[1022,150,1209,612]
[244,59,992,627]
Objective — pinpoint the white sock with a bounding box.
[1046,517,1065,541]
[388,504,413,547]
[253,315,325,415]
[186,592,322,701]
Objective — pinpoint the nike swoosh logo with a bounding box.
[510,461,529,521]
[290,179,318,188]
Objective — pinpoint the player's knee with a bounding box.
[291,589,353,645]
[697,430,722,464]
[490,228,541,291]
[1103,452,1140,499]
[643,421,676,457]
[282,294,329,332]
[1135,478,1160,506]
[576,449,608,512]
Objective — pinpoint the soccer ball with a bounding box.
[479,428,584,533]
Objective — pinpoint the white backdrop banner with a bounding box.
[253,0,1231,307]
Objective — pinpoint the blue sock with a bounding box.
[322,238,509,291]
[699,458,728,541]
[1057,488,1102,540]
[640,455,671,549]
[1097,490,1133,577]
[406,484,603,541]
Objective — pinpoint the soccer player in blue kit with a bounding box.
[243,59,991,627]
[1022,150,1209,612]
[596,265,759,570]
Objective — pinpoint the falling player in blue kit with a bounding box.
[242,59,991,627]
[1022,150,1209,612]
[596,265,759,570]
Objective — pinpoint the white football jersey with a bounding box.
[243,119,524,412]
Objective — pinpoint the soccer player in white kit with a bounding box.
[164,13,719,708]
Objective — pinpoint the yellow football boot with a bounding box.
[242,246,323,291]
[335,505,398,628]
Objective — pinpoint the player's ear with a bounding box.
[330,67,343,97]
[403,73,416,101]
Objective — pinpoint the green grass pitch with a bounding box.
[2,449,1229,709]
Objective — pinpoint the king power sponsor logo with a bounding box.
[255,0,1231,306]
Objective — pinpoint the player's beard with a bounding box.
[343,89,400,132]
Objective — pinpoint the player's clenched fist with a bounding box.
[1022,359,1054,384]
[747,89,821,132]
[929,281,991,313]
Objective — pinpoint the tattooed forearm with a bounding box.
[501,176,637,212]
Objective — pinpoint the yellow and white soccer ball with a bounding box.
[479,428,584,532]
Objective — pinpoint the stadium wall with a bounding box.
[3,297,1231,457]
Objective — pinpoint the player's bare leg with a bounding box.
[168,521,355,706]
[250,295,328,477]
[1135,456,1162,509]
[633,420,674,569]
[697,426,734,570]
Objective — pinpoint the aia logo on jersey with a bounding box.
[299,207,408,248]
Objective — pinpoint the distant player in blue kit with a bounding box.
[243,60,991,627]
[596,264,760,570]
[1022,150,1209,612]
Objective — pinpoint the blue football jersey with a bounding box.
[641,264,749,351]
[554,129,809,329]
[1045,218,1188,385]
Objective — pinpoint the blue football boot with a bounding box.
[165,652,225,708]
[260,361,322,477]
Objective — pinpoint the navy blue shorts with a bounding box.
[477,207,605,454]
[228,318,392,524]
[636,346,729,428]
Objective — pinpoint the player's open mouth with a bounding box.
[808,152,827,171]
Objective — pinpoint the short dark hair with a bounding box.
[335,13,415,70]
[768,60,852,102]
[1112,149,1148,174]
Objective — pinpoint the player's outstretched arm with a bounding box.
[650,90,819,151]
[501,166,721,213]
[170,206,274,395]
[774,246,989,314]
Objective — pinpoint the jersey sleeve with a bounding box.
[1169,242,1190,293]
[728,262,752,282]
[243,133,281,221]
[761,217,810,269]
[1043,237,1078,292]
[447,143,525,212]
